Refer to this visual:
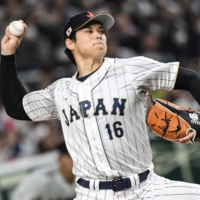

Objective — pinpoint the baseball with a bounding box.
[8,21,24,37]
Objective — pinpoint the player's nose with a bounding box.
[95,31,102,39]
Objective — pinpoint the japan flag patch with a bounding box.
[66,27,72,36]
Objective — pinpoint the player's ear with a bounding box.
[65,39,74,51]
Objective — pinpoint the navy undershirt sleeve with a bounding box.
[174,67,200,105]
[0,54,31,120]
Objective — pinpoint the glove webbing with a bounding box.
[150,98,182,138]
[159,111,181,138]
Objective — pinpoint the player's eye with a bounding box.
[100,30,105,34]
[85,29,93,33]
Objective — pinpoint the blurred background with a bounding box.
[1,0,200,199]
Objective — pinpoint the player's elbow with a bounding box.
[4,105,31,121]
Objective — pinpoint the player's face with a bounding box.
[72,22,107,60]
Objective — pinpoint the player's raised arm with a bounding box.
[0,21,31,121]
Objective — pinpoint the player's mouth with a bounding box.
[93,41,104,46]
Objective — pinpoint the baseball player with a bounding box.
[1,11,200,199]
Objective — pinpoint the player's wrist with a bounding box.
[1,52,15,57]
[1,51,15,56]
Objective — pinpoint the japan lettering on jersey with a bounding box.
[23,56,179,180]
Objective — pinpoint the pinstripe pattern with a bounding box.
[24,57,178,180]
[75,171,200,199]
[22,56,200,199]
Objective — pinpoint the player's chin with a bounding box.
[94,48,106,57]
[94,45,106,51]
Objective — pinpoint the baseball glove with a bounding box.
[146,98,200,143]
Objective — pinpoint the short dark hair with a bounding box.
[64,33,77,66]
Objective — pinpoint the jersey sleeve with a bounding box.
[23,80,59,122]
[123,56,180,91]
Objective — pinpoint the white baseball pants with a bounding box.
[74,170,200,200]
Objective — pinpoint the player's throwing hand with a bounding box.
[1,20,27,56]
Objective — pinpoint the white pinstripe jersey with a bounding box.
[23,56,179,180]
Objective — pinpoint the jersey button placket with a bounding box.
[79,84,111,176]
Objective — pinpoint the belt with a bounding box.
[77,169,150,192]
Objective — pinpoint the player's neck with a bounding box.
[76,58,104,78]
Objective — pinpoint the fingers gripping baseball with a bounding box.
[1,20,28,55]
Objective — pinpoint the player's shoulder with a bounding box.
[54,77,72,84]
[113,56,159,64]
[48,77,72,89]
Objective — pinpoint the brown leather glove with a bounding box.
[146,99,200,143]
